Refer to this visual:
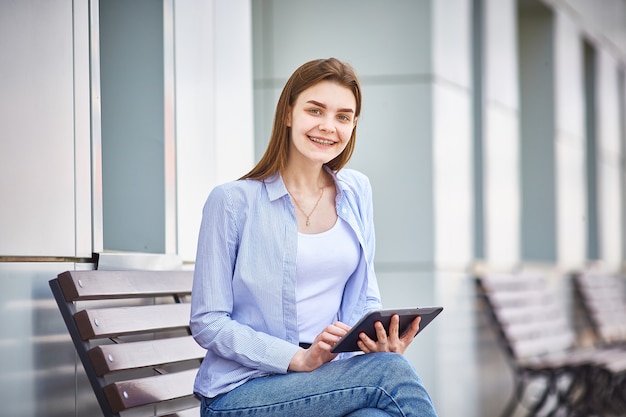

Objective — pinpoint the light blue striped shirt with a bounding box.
[190,167,382,398]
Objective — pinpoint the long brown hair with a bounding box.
[240,58,362,181]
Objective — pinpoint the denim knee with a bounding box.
[359,352,419,381]
[348,353,437,417]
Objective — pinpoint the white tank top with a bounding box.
[296,217,361,344]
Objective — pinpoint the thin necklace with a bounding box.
[289,187,325,227]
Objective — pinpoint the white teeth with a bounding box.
[310,137,334,145]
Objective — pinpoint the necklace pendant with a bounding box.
[288,187,324,228]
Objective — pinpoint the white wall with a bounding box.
[0,0,92,257]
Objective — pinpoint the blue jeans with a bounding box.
[200,352,438,417]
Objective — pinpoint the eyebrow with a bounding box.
[307,100,354,113]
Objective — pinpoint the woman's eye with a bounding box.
[308,108,322,115]
[338,114,351,122]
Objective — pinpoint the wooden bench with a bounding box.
[475,271,626,417]
[572,270,626,413]
[49,270,205,417]
[573,270,626,347]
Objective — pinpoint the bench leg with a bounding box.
[502,371,556,417]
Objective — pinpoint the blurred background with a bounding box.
[1,0,625,416]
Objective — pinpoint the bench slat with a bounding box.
[161,407,201,417]
[103,368,197,413]
[57,270,193,301]
[74,303,191,340]
[89,336,205,375]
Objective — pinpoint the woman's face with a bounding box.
[286,80,357,167]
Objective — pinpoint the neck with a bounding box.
[281,165,328,192]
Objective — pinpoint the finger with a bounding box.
[388,314,400,340]
[374,321,389,350]
[357,339,371,353]
[333,321,352,332]
[400,316,422,343]
[327,323,349,338]
[318,331,343,348]
[359,331,378,352]
[313,325,348,352]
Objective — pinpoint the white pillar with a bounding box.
[430,2,476,416]
[595,49,623,269]
[173,0,254,262]
[553,10,588,270]
[482,0,520,269]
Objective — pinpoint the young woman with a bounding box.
[190,57,438,417]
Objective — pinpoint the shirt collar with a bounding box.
[263,166,345,202]
[264,172,288,202]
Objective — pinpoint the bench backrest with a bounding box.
[475,272,577,364]
[573,270,626,346]
[49,270,204,417]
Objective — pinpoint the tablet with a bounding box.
[330,306,443,353]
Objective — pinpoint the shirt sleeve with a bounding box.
[189,185,300,374]
[360,174,383,312]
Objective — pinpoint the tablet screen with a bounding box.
[330,307,443,353]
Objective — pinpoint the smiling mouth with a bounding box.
[309,136,335,146]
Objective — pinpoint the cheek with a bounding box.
[339,126,355,141]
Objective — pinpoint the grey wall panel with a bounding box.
[519,5,557,262]
[99,0,165,253]
[252,0,431,80]
[0,262,97,417]
[0,1,79,256]
[350,83,434,265]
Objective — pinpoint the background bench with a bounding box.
[573,270,626,347]
[475,271,626,417]
[50,270,204,417]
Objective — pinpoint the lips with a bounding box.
[309,136,335,146]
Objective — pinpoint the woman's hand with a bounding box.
[357,314,421,355]
[288,321,351,372]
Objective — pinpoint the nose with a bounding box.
[319,116,336,133]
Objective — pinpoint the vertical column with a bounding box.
[553,11,588,269]
[173,0,215,261]
[431,2,476,416]
[621,70,626,266]
[431,0,474,268]
[482,0,520,268]
[476,1,521,415]
[213,0,255,185]
[173,0,254,261]
[164,0,177,255]
[595,50,623,269]
[74,0,93,257]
